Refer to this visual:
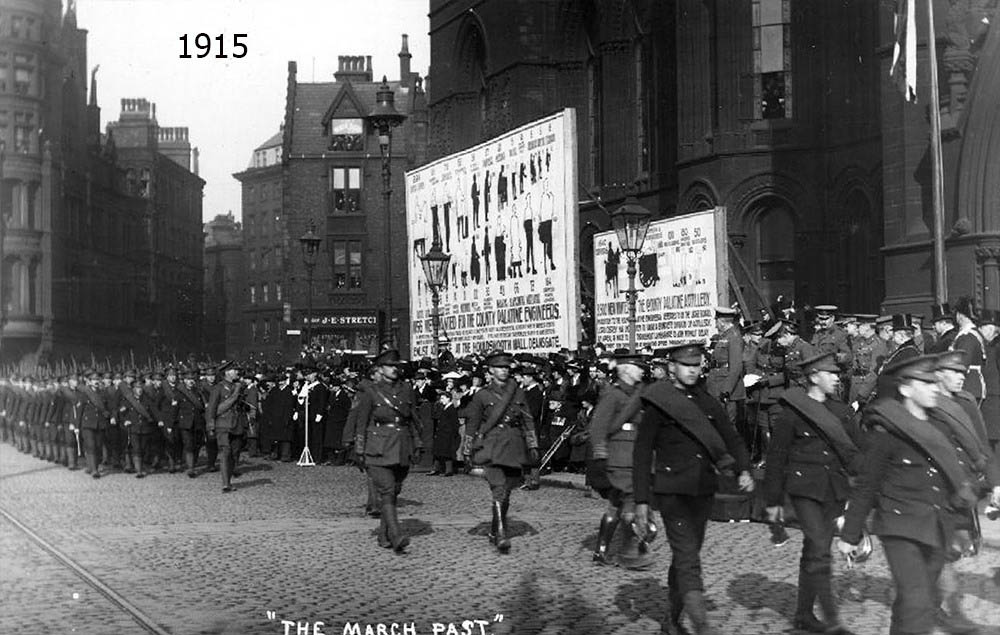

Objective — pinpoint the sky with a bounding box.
[75,0,431,222]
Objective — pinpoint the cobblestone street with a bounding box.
[2,445,999,635]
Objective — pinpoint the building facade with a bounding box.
[277,37,428,357]
[428,0,886,332]
[203,212,244,360]
[233,130,286,360]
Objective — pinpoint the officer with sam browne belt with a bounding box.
[706,306,744,423]
[464,351,539,554]
[353,349,424,553]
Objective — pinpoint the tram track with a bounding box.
[0,505,172,635]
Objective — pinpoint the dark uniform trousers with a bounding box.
[368,464,410,499]
[881,537,945,635]
[484,464,523,503]
[655,493,714,596]
[81,428,103,474]
[790,497,842,617]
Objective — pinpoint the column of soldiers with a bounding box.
[3,297,1000,635]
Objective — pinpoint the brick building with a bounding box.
[428,0,887,327]
[203,212,244,360]
[233,129,286,360]
[278,36,428,356]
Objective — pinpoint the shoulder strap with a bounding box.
[780,387,858,470]
[480,381,518,436]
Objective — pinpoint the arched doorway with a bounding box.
[837,189,883,312]
[747,197,797,309]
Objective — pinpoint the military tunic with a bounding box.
[353,378,421,467]
[589,381,640,495]
[707,325,745,402]
[464,380,537,469]
[848,334,887,404]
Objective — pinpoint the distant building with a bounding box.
[274,36,428,356]
[233,129,286,360]
[203,213,245,360]
[0,1,205,366]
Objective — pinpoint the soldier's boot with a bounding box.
[618,517,655,570]
[185,450,197,478]
[663,584,691,635]
[365,477,381,517]
[813,573,855,634]
[133,453,146,478]
[682,591,719,635]
[67,446,79,471]
[494,500,511,553]
[381,499,409,553]
[220,452,233,491]
[936,596,980,634]
[443,459,455,476]
[792,571,824,633]
[592,512,619,565]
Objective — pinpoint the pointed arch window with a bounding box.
[752,0,792,119]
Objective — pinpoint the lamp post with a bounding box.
[298,221,322,348]
[365,77,407,350]
[0,140,6,359]
[610,197,652,354]
[419,238,451,358]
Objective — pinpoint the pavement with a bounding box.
[1,445,999,635]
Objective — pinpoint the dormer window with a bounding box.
[329,118,363,151]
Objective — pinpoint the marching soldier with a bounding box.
[763,352,860,634]
[464,351,539,554]
[199,365,221,473]
[206,361,249,492]
[587,353,655,568]
[175,368,206,478]
[58,375,81,471]
[353,350,423,553]
[848,314,886,407]
[120,375,157,478]
[706,306,744,424]
[931,350,999,634]
[633,343,753,635]
[838,355,981,635]
[77,370,111,478]
[757,319,815,464]
[158,367,182,473]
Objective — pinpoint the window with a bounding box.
[263,319,271,341]
[249,285,256,304]
[262,283,269,304]
[275,283,282,302]
[248,249,256,271]
[752,0,792,119]
[332,239,363,289]
[10,16,23,39]
[635,40,652,175]
[330,167,361,213]
[14,111,33,153]
[250,320,257,343]
[328,118,364,151]
[14,67,31,96]
[0,66,7,92]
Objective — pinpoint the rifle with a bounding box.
[537,417,578,473]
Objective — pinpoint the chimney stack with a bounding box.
[399,34,411,83]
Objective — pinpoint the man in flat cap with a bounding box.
[848,315,887,408]
[633,342,753,635]
[706,306,745,427]
[464,351,539,553]
[763,352,861,634]
[353,349,423,553]
[930,350,1000,633]
[588,352,655,569]
[839,355,979,635]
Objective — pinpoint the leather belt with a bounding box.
[374,422,404,428]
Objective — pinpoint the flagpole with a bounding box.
[927,0,947,303]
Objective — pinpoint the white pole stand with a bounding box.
[297,390,315,466]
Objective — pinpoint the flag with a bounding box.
[890,0,918,102]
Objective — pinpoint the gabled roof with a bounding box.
[254,130,283,151]
[321,82,367,126]
[287,79,415,156]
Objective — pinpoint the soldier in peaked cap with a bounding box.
[763,351,861,634]
[353,349,423,553]
[928,302,957,354]
[633,342,753,635]
[464,351,539,553]
[875,314,894,348]
[930,349,1000,634]
[810,305,852,396]
[206,361,248,492]
[756,319,815,464]
[706,306,745,426]
[848,314,887,407]
[587,352,656,569]
[839,355,979,635]
[175,367,206,478]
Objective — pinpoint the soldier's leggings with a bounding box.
[368,465,409,500]
[655,493,714,597]
[790,496,843,620]
[484,465,523,503]
[81,429,103,474]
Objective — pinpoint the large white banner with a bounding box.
[406,110,580,357]
[593,208,728,349]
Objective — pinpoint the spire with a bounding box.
[89,65,99,106]
[64,0,78,28]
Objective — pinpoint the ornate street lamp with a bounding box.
[610,197,652,354]
[419,238,451,358]
[365,77,407,349]
[298,220,322,346]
